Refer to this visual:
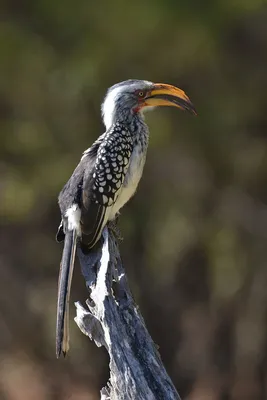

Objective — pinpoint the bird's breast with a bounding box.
[109,143,147,219]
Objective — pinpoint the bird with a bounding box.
[56,79,196,358]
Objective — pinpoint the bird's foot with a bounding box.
[108,219,123,243]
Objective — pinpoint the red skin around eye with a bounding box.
[133,90,151,113]
[133,97,145,113]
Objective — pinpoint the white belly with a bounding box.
[109,145,146,220]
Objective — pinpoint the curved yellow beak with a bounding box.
[143,83,196,115]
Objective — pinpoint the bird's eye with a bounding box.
[138,91,145,98]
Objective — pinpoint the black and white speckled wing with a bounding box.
[81,123,133,248]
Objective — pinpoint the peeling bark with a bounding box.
[75,227,181,400]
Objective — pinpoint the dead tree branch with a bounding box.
[75,227,181,400]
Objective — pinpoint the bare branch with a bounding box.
[75,227,181,400]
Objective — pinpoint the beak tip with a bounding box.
[185,102,197,116]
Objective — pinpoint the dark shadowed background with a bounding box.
[1,0,267,399]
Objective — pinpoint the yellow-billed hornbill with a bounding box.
[56,79,196,358]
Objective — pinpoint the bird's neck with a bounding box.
[128,110,147,131]
[124,111,149,149]
[105,109,149,143]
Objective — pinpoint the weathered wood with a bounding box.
[75,227,181,400]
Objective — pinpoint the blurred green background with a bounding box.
[1,0,267,399]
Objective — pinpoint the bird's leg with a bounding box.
[108,215,123,243]
[106,222,121,285]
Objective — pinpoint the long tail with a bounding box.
[56,229,77,358]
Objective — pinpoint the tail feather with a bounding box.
[56,229,77,358]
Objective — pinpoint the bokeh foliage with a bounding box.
[1,0,267,398]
